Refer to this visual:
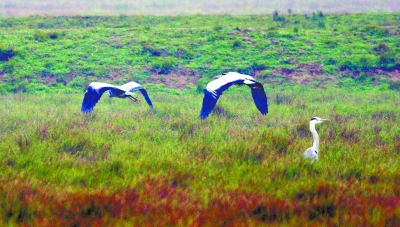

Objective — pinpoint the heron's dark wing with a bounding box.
[81,84,112,114]
[139,88,154,108]
[248,82,268,115]
[199,90,220,120]
[199,78,244,120]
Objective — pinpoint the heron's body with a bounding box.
[199,72,268,119]
[81,81,154,114]
[303,117,329,162]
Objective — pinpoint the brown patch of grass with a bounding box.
[254,64,339,86]
[295,124,310,139]
[339,128,360,143]
[41,74,58,86]
[372,69,400,82]
[150,68,200,89]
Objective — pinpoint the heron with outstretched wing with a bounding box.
[199,72,268,120]
[81,81,154,114]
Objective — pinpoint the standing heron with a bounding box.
[81,81,154,114]
[199,72,268,120]
[303,117,330,162]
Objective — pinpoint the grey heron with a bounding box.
[199,72,268,120]
[303,117,330,162]
[81,81,154,114]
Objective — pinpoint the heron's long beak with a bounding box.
[322,119,330,122]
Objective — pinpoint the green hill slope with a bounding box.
[0,13,399,94]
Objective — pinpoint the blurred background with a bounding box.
[1,0,400,17]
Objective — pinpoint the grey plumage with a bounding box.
[199,72,268,120]
[81,81,154,114]
[303,117,329,162]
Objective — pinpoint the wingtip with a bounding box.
[199,112,209,120]
[81,107,93,114]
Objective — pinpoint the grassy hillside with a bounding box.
[0,13,399,94]
[0,13,399,226]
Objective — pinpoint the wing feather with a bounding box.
[81,83,113,114]
[248,82,268,115]
[199,77,245,119]
[139,89,154,108]
[119,82,142,92]
[199,90,219,120]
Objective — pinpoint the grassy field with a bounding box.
[1,87,399,226]
[0,13,399,226]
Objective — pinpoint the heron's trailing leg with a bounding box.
[128,95,139,103]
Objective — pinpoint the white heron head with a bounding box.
[310,117,330,124]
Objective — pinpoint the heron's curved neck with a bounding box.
[310,123,319,151]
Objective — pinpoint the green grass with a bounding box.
[0,86,398,225]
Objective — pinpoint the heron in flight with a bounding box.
[303,117,330,162]
[199,72,268,120]
[81,81,154,114]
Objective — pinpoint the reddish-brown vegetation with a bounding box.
[1,177,398,226]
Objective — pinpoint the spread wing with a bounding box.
[199,78,244,120]
[119,82,142,92]
[199,90,219,120]
[248,82,268,115]
[81,82,115,114]
[138,89,154,108]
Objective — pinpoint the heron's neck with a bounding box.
[310,123,319,151]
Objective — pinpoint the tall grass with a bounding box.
[0,86,398,225]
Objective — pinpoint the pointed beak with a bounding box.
[322,119,330,122]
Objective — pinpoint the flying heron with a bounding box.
[199,72,268,120]
[81,81,154,114]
